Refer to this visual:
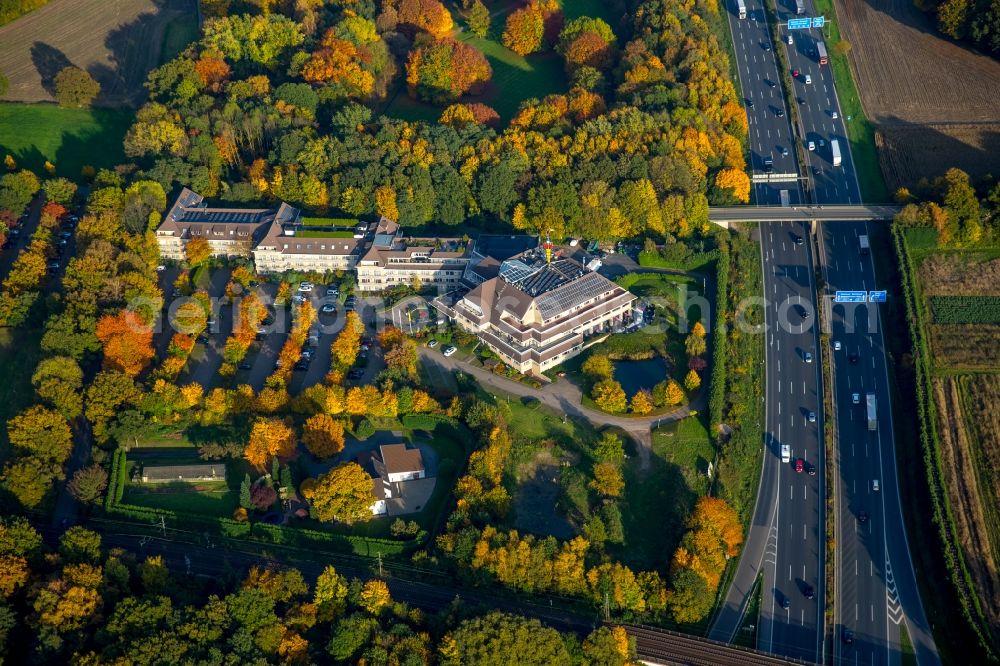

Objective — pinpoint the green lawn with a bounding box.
[124,480,238,516]
[295,230,357,238]
[619,415,713,569]
[557,0,623,23]
[811,0,889,202]
[0,328,43,463]
[159,12,200,63]
[0,103,133,181]
[300,216,358,227]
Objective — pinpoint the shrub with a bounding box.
[355,418,376,440]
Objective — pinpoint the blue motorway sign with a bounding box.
[787,17,812,29]
[812,16,825,27]
[868,290,887,303]
[835,291,867,303]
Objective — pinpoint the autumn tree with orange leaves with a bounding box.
[397,0,454,38]
[406,38,491,104]
[96,310,154,377]
[668,496,742,622]
[244,418,297,469]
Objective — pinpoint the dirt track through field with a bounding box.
[933,377,1000,637]
[0,0,194,106]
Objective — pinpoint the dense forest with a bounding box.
[123,0,748,240]
[0,518,639,665]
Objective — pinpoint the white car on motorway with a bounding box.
[807,141,816,151]
[852,392,860,404]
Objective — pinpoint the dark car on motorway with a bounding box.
[803,584,815,599]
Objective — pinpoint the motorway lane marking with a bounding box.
[803,524,807,540]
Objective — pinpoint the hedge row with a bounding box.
[893,226,996,658]
[708,236,731,438]
[104,448,127,511]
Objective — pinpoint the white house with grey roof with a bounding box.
[436,247,636,376]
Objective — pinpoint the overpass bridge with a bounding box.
[624,624,815,666]
[709,204,901,227]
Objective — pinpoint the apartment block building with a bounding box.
[436,248,636,375]
[155,188,300,261]
[354,218,472,293]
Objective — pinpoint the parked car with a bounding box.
[298,281,313,292]
[238,362,253,370]
[325,288,339,297]
[428,339,439,348]
[347,369,364,380]
[321,303,337,314]
[443,345,457,357]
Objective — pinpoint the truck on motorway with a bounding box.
[737,0,747,18]
[795,0,805,13]
[780,189,790,207]
[859,234,870,255]
[866,393,877,431]
[831,139,842,167]
[817,41,828,65]
[781,444,791,463]
[764,156,774,173]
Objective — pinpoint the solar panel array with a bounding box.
[498,259,539,285]
[180,209,267,224]
[536,272,606,319]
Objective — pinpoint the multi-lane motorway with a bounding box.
[712,0,939,662]
[822,223,940,665]
[759,221,825,662]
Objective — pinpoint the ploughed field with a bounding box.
[833,0,1000,190]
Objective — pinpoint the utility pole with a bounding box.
[159,515,166,537]
[377,551,383,577]
[604,592,610,621]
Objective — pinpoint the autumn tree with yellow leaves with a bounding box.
[244,418,297,469]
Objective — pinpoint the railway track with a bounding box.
[624,624,816,666]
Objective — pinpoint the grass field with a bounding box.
[620,416,713,569]
[124,480,238,515]
[0,103,133,179]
